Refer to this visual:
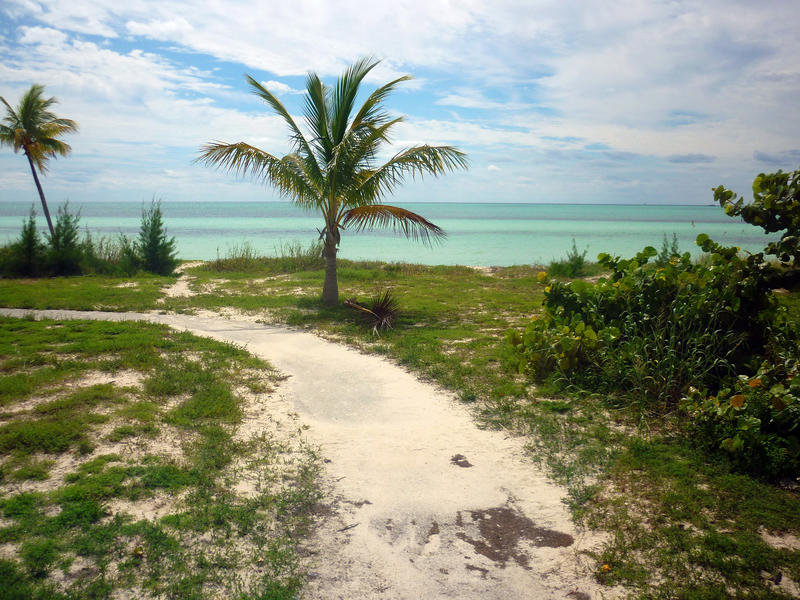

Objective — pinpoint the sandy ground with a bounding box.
[0,308,618,599]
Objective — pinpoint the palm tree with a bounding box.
[0,84,79,238]
[197,58,468,305]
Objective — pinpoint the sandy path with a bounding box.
[0,308,614,599]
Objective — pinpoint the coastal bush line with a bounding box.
[508,166,800,479]
[0,200,177,278]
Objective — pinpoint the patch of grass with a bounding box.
[583,436,800,597]
[0,419,90,455]
[19,538,59,579]
[9,458,54,481]
[0,275,168,311]
[33,383,120,415]
[0,316,320,598]
[206,240,324,274]
[116,400,159,422]
[105,422,159,442]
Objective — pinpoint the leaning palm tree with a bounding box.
[197,58,468,305]
[0,84,79,238]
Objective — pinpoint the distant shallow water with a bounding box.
[0,201,780,266]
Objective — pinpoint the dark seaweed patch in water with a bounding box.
[456,506,573,568]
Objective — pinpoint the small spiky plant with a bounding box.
[345,289,399,334]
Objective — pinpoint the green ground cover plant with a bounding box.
[0,317,321,599]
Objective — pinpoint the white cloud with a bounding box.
[260,80,302,95]
[488,164,500,171]
[18,25,67,46]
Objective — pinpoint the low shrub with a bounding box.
[509,241,776,402]
[684,352,800,479]
[206,240,324,273]
[547,238,589,278]
[45,202,82,276]
[509,166,800,478]
[0,209,45,277]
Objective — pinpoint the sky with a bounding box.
[1,0,799,205]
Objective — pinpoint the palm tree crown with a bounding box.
[0,84,79,237]
[197,58,468,305]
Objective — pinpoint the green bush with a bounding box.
[547,238,589,278]
[509,167,800,478]
[509,241,776,404]
[45,202,82,276]
[136,200,178,276]
[684,352,800,478]
[714,166,800,271]
[0,208,45,277]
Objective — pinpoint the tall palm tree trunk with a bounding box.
[322,237,339,306]
[25,151,55,238]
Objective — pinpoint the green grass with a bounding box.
[2,259,800,598]
[0,317,320,599]
[0,274,170,311]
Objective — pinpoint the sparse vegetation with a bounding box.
[0,317,321,599]
[208,240,324,274]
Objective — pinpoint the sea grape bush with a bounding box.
[714,166,800,272]
[684,352,800,478]
[508,242,778,405]
[508,166,800,477]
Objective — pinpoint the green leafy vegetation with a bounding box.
[508,168,800,481]
[0,317,320,598]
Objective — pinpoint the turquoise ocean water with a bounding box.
[0,201,780,266]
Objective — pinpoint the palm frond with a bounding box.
[341,204,446,246]
[245,76,323,181]
[330,57,379,145]
[349,75,412,130]
[0,124,15,149]
[330,118,401,198]
[196,142,320,205]
[304,73,332,163]
[355,145,469,203]
[0,95,18,123]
